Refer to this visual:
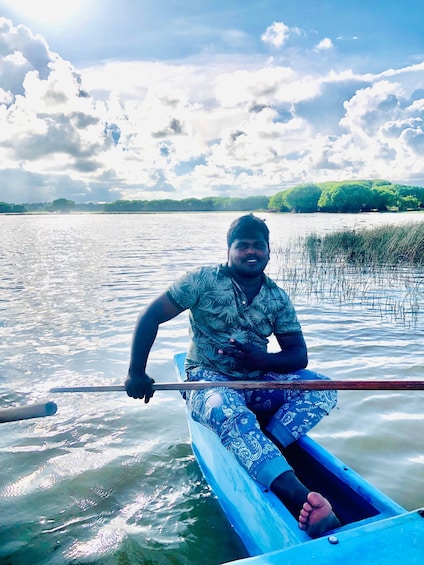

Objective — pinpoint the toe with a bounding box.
[299,508,309,520]
[307,491,326,509]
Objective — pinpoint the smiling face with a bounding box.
[227,232,270,279]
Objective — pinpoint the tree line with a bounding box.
[1,180,424,214]
[103,195,270,213]
[268,180,424,213]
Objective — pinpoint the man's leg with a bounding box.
[186,368,339,537]
[186,370,294,484]
[258,369,338,449]
[246,368,340,536]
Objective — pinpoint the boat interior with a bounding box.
[279,438,400,529]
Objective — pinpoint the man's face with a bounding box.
[227,232,270,278]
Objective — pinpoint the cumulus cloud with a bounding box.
[315,38,333,51]
[261,21,300,49]
[0,16,423,204]
[333,80,424,176]
[261,22,289,48]
[0,17,52,95]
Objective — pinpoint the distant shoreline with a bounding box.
[2,179,424,214]
[1,209,423,216]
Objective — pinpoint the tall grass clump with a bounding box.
[272,222,424,327]
[305,223,424,266]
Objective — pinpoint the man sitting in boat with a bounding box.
[125,213,340,538]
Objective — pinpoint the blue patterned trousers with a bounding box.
[186,368,337,488]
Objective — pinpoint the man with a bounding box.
[125,214,339,537]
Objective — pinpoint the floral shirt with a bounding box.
[167,264,302,379]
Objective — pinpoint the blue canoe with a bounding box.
[174,353,424,564]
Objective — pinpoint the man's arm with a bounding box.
[221,332,308,374]
[274,332,308,371]
[126,292,184,402]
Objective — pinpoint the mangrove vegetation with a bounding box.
[268,180,424,213]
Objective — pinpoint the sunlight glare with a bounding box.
[4,0,86,26]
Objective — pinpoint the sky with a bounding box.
[0,0,423,204]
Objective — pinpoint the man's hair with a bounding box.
[226,213,270,248]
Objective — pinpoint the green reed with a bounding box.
[305,222,424,266]
[272,222,424,327]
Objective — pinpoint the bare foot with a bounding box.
[298,492,340,538]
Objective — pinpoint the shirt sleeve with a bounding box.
[167,269,201,310]
[273,289,302,334]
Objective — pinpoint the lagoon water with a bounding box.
[1,212,423,564]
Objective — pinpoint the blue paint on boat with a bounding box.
[224,510,424,564]
[174,353,424,563]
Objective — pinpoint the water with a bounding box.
[0,212,423,564]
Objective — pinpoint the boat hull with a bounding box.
[224,509,424,564]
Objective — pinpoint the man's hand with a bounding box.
[125,371,155,403]
[219,338,268,371]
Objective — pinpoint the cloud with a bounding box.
[261,21,301,49]
[0,16,424,204]
[314,38,333,51]
[317,80,424,178]
[0,17,52,95]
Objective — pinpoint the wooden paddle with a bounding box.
[0,401,58,424]
[50,380,424,393]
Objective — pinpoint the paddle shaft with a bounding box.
[50,380,424,393]
[0,401,58,424]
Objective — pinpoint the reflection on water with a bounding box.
[0,212,423,564]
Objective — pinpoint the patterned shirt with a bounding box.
[167,264,302,379]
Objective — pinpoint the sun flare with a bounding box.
[3,0,87,26]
